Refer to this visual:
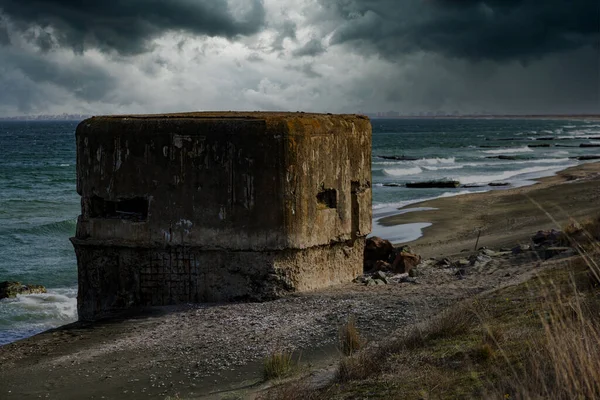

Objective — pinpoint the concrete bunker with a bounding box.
[71,112,372,321]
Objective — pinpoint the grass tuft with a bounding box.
[263,350,296,381]
[338,316,365,356]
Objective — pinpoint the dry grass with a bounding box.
[490,282,600,399]
[338,316,365,356]
[260,214,600,400]
[263,350,296,381]
[263,253,600,399]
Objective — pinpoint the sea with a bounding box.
[1,118,599,345]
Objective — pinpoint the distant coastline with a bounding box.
[365,114,600,120]
[1,113,599,122]
[0,114,90,122]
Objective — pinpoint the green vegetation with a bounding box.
[260,219,600,399]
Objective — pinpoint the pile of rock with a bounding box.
[358,237,423,286]
[530,229,575,259]
[0,281,47,300]
[364,236,422,275]
[435,248,501,278]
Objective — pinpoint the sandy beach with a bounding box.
[1,162,600,399]
[381,161,600,258]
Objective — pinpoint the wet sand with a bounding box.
[379,162,600,258]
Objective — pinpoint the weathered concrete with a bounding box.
[72,112,372,320]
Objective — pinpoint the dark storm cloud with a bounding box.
[292,39,326,57]
[0,0,266,54]
[2,47,117,105]
[324,0,600,61]
[0,25,9,45]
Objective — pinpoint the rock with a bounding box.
[377,155,419,161]
[500,247,511,252]
[481,249,497,257]
[400,276,419,284]
[383,183,402,187]
[436,258,452,267]
[540,247,575,260]
[463,184,485,188]
[528,144,551,148]
[372,260,392,272]
[532,229,562,246]
[578,156,600,161]
[469,254,492,267]
[485,155,518,160]
[580,143,600,148]
[455,259,470,267]
[456,268,467,278]
[389,273,409,282]
[374,279,387,285]
[406,180,460,189]
[408,268,422,278]
[374,271,388,281]
[365,279,377,287]
[0,281,47,300]
[489,182,510,187]
[391,251,422,274]
[512,244,531,254]
[364,236,394,270]
[536,137,556,141]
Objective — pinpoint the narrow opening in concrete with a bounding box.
[317,188,337,209]
[90,196,148,221]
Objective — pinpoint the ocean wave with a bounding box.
[0,288,77,345]
[451,165,564,185]
[416,157,455,165]
[13,219,77,236]
[557,135,590,140]
[383,167,423,177]
[372,190,486,212]
[482,146,533,155]
[568,129,600,135]
[421,165,465,171]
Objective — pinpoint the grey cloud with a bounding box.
[2,47,117,105]
[323,0,600,62]
[247,53,264,62]
[292,38,326,57]
[272,20,297,50]
[286,63,322,78]
[351,47,599,115]
[0,24,9,45]
[0,0,266,54]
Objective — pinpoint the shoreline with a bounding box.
[0,163,599,398]
[378,161,600,258]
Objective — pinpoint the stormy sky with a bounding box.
[0,0,598,116]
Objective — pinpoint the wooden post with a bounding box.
[474,229,482,251]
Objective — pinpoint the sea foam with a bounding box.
[451,165,564,185]
[482,146,534,155]
[383,167,423,177]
